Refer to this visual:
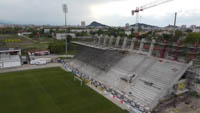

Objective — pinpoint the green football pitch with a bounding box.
[0,67,128,113]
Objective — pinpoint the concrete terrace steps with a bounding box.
[70,44,191,111]
[115,54,144,72]
[131,83,157,106]
[75,45,128,72]
[134,80,161,93]
[147,70,173,83]
[139,58,157,75]
[146,72,175,86]
[140,77,167,90]
[132,83,158,101]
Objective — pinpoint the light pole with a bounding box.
[62,3,68,55]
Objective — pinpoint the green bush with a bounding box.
[184,32,200,44]
[48,40,66,54]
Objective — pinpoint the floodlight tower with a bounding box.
[62,3,68,55]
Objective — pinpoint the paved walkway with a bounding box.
[0,63,62,73]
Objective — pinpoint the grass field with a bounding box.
[0,67,128,113]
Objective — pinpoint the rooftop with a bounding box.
[0,47,21,53]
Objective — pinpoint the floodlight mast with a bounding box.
[62,3,68,55]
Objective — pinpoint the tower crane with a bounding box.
[132,0,174,37]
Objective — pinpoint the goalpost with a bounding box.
[74,76,83,86]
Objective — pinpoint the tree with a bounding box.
[48,40,66,54]
[184,32,200,44]
[185,29,193,33]
[162,33,173,41]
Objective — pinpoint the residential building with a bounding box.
[56,33,76,40]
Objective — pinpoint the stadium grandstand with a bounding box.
[63,36,195,113]
[0,47,21,69]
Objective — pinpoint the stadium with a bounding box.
[64,35,194,113]
[0,35,198,113]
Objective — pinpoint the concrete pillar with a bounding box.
[122,37,128,49]
[93,37,96,44]
[148,39,156,56]
[95,34,98,37]
[103,37,108,46]
[115,36,120,47]
[93,36,97,44]
[98,36,101,45]
[139,39,145,51]
[109,36,114,47]
[94,34,98,44]
[130,38,136,50]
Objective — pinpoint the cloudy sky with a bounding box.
[0,0,199,27]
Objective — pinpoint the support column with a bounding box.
[160,40,167,58]
[109,36,114,47]
[115,36,120,47]
[93,37,96,44]
[148,39,156,56]
[93,35,97,44]
[139,39,145,51]
[122,37,128,49]
[103,36,108,46]
[130,38,136,50]
[98,36,101,46]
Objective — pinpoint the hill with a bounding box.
[131,23,159,29]
[88,21,109,27]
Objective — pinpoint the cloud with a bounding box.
[0,0,199,26]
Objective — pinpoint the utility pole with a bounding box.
[62,3,68,55]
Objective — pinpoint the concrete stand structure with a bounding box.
[68,39,193,113]
[0,48,22,69]
[122,37,128,49]
[148,40,156,56]
[115,36,121,47]
[130,38,136,50]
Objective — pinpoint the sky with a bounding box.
[0,0,199,27]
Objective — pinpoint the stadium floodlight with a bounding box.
[62,4,68,23]
[62,3,68,55]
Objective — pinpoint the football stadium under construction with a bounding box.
[64,35,200,113]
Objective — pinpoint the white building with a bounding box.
[30,58,51,65]
[125,23,130,28]
[44,29,50,33]
[17,32,32,37]
[190,25,196,30]
[193,27,200,32]
[0,48,22,69]
[180,25,187,30]
[125,30,132,36]
[81,21,86,27]
[71,29,86,33]
[56,33,76,40]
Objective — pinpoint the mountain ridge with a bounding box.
[88,21,109,27]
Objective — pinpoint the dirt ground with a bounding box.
[160,96,200,113]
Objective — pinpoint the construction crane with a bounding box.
[132,0,174,36]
